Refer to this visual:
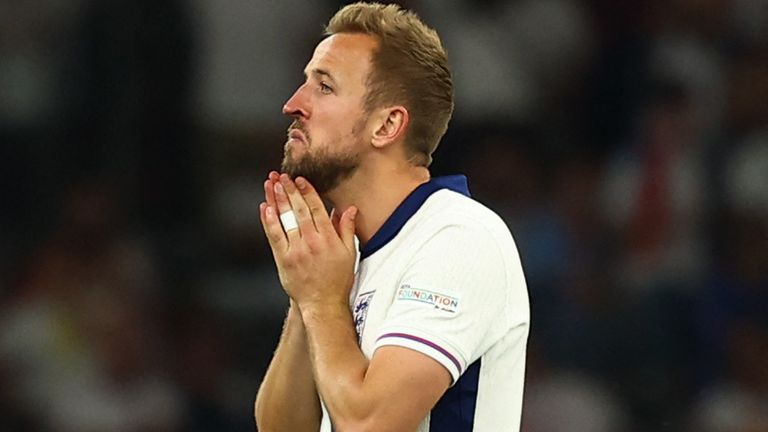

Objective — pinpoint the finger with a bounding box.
[338,206,358,253]
[295,176,334,233]
[259,202,288,255]
[279,174,318,237]
[274,181,302,242]
[264,171,281,209]
[264,179,277,210]
[330,208,342,235]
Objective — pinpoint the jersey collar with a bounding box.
[359,175,471,260]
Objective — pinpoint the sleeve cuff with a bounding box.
[374,331,466,384]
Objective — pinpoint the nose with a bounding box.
[282,84,309,119]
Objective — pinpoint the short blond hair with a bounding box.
[325,2,454,167]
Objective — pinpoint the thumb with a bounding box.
[339,206,357,252]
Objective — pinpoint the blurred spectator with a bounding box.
[523,371,629,432]
[697,183,768,382]
[0,0,86,278]
[723,132,768,216]
[522,345,629,432]
[62,0,198,230]
[690,322,768,432]
[601,81,710,294]
[418,0,593,124]
[193,0,331,130]
[173,307,244,432]
[1,0,767,430]
[0,180,184,432]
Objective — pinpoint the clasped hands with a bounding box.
[259,171,358,312]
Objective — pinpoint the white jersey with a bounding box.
[320,175,530,432]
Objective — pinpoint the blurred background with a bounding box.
[1,0,767,431]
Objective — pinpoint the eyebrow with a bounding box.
[305,68,337,84]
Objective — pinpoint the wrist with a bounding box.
[299,299,350,324]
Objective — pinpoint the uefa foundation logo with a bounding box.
[396,284,460,313]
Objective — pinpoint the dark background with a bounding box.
[1,1,767,431]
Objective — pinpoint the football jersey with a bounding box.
[320,175,530,432]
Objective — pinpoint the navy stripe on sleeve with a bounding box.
[429,359,481,431]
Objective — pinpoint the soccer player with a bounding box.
[254,3,530,431]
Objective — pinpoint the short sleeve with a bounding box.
[373,222,518,383]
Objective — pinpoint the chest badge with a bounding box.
[353,290,375,343]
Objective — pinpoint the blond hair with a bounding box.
[325,2,454,167]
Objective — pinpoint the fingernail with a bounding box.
[296,177,306,189]
[350,207,358,220]
[274,183,284,195]
[266,206,275,217]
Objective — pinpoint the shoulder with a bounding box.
[392,189,522,275]
[413,189,515,247]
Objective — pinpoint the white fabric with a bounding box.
[320,188,530,431]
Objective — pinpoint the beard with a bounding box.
[281,121,362,195]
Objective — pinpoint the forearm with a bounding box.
[255,304,321,432]
[300,302,379,430]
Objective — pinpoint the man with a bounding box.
[254,3,529,431]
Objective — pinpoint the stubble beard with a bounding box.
[281,121,362,195]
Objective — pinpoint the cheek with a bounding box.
[313,103,366,143]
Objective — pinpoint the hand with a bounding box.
[259,172,358,310]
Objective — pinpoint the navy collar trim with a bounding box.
[359,175,471,260]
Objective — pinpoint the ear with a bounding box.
[370,106,409,149]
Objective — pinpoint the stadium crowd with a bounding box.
[1,1,766,431]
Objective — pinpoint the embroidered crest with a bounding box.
[353,290,375,342]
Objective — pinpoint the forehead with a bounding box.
[306,33,378,85]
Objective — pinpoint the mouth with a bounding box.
[287,128,307,144]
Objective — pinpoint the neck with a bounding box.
[326,162,430,247]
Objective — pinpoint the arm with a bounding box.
[254,302,320,432]
[260,174,451,431]
[300,303,450,431]
[255,172,320,432]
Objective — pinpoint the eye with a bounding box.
[319,82,333,94]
